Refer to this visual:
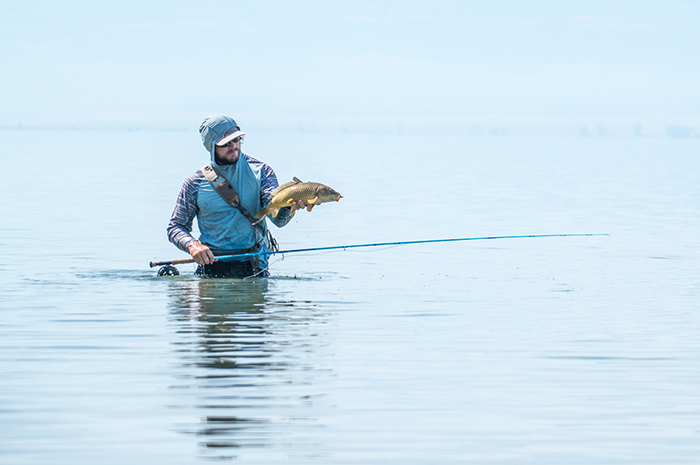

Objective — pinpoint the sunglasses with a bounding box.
[219,136,243,147]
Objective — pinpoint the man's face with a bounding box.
[214,137,242,165]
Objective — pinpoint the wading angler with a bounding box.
[166,114,309,278]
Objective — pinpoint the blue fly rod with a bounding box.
[149,234,607,268]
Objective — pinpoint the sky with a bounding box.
[1,0,698,136]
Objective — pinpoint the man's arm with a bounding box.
[167,173,201,252]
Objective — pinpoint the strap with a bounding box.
[202,164,264,235]
[201,164,279,253]
[202,164,240,207]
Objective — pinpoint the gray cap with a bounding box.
[199,114,246,153]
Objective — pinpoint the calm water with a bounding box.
[1,129,698,463]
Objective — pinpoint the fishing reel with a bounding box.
[157,265,180,276]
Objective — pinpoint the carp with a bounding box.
[254,177,342,222]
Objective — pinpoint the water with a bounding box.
[1,129,698,463]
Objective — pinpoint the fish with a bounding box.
[254,177,342,222]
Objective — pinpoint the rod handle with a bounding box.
[149,257,195,268]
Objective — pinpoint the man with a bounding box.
[167,114,295,277]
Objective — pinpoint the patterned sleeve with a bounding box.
[252,156,295,228]
[167,171,203,252]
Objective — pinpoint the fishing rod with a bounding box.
[149,233,607,269]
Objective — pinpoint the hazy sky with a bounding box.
[1,1,698,133]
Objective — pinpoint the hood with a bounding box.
[199,114,246,163]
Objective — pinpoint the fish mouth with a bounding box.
[336,195,342,200]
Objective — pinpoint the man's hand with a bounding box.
[188,240,216,265]
[297,199,314,211]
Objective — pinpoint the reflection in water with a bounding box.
[166,277,329,460]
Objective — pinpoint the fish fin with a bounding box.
[308,196,319,205]
[292,177,303,183]
[289,204,300,215]
[306,204,315,212]
[286,198,296,206]
[270,208,280,218]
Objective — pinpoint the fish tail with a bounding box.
[254,207,268,219]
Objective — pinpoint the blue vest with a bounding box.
[197,154,271,269]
